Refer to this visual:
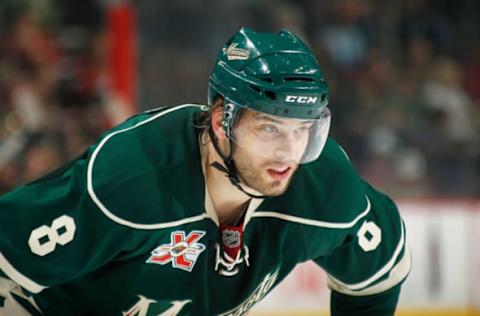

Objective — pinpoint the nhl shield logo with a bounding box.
[222,229,241,249]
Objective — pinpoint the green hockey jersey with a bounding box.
[0,104,410,315]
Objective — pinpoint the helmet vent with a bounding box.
[264,90,276,100]
[249,85,276,100]
[259,77,273,83]
[284,77,315,82]
[249,85,262,94]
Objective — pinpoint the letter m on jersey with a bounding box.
[146,230,206,272]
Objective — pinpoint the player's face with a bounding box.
[231,110,311,196]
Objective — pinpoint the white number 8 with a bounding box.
[357,220,382,252]
[28,215,76,256]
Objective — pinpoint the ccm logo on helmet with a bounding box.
[285,95,318,104]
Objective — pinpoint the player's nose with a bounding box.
[273,137,301,162]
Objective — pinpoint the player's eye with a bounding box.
[262,124,279,133]
[254,124,282,141]
[296,126,310,133]
[258,124,279,134]
[292,125,310,135]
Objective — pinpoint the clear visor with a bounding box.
[230,107,331,164]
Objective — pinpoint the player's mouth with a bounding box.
[266,166,292,181]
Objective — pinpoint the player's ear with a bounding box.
[211,100,227,141]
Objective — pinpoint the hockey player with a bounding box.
[0,28,410,315]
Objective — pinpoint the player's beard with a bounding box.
[232,145,299,196]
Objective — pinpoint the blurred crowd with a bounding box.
[0,0,479,197]
[0,0,107,193]
[304,0,480,197]
[310,0,480,197]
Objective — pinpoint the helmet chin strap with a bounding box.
[208,126,267,199]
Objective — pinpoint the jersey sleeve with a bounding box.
[0,149,135,294]
[329,283,402,316]
[314,182,411,315]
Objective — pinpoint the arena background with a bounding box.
[0,0,479,315]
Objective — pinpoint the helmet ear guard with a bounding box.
[206,91,242,137]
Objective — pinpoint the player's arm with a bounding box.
[329,282,402,316]
[314,183,411,316]
[0,149,134,295]
[0,111,162,297]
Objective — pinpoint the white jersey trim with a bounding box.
[251,195,371,229]
[327,220,408,292]
[0,277,43,313]
[0,251,46,294]
[87,104,207,230]
[327,244,411,296]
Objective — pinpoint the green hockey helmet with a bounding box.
[208,27,331,164]
[209,27,329,118]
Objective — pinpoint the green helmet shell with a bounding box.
[208,27,329,131]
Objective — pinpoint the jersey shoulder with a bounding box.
[264,138,369,224]
[87,104,207,227]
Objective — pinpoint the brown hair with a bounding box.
[194,97,223,131]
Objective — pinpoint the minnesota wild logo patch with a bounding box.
[223,43,250,61]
